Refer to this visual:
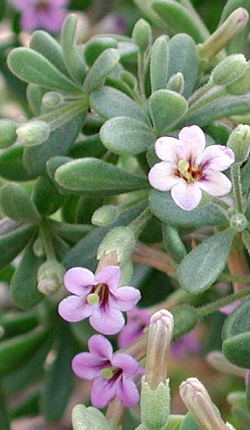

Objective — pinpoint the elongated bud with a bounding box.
[91,205,119,226]
[167,72,184,94]
[179,377,229,430]
[37,259,65,295]
[97,226,136,264]
[16,120,50,146]
[0,119,17,148]
[198,8,249,60]
[140,310,173,430]
[72,404,115,430]
[132,19,152,53]
[210,54,247,86]
[227,124,250,163]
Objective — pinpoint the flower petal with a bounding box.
[116,377,139,407]
[112,353,139,377]
[179,125,206,161]
[64,267,94,295]
[111,286,141,311]
[58,295,93,322]
[90,306,125,335]
[200,145,235,171]
[94,265,121,292]
[198,171,232,196]
[72,352,110,380]
[154,136,183,163]
[88,334,113,360]
[148,162,180,191]
[91,377,116,408]
[171,181,202,211]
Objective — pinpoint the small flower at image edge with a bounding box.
[58,265,141,335]
[118,307,151,348]
[72,334,141,408]
[148,125,235,211]
[11,0,69,33]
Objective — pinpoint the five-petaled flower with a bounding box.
[11,0,69,33]
[148,125,235,211]
[58,265,141,335]
[72,334,141,408]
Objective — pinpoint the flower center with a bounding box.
[101,368,114,379]
[35,0,50,11]
[86,283,109,306]
[177,159,202,183]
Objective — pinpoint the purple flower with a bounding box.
[148,125,235,211]
[219,300,241,315]
[11,0,69,33]
[170,331,201,359]
[58,265,141,335]
[72,334,141,408]
[118,307,151,347]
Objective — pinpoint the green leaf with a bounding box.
[60,14,86,84]
[222,299,250,368]
[152,0,207,43]
[42,323,74,422]
[23,112,85,176]
[179,94,250,127]
[167,33,199,99]
[10,237,44,309]
[0,222,34,270]
[54,158,149,196]
[149,190,227,227]
[0,384,11,430]
[180,413,201,430]
[7,48,81,93]
[89,86,149,123]
[30,30,71,78]
[0,311,38,338]
[0,327,48,377]
[149,90,188,135]
[100,116,154,155]
[32,175,65,215]
[83,48,120,93]
[177,228,235,294]
[26,83,44,116]
[232,405,250,430]
[0,145,37,181]
[84,36,118,66]
[150,35,169,92]
[0,183,41,224]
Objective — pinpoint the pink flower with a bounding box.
[72,334,141,408]
[118,307,151,347]
[58,265,141,335]
[219,300,241,315]
[148,125,235,211]
[12,0,69,33]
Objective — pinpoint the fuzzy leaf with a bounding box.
[100,116,154,154]
[0,145,36,181]
[83,48,120,93]
[150,35,169,92]
[0,222,34,269]
[0,183,41,224]
[177,228,235,293]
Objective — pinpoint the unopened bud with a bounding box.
[211,54,247,86]
[0,119,17,148]
[230,213,247,232]
[132,19,152,53]
[226,63,250,95]
[97,226,136,264]
[91,205,119,226]
[179,377,229,430]
[140,310,173,430]
[167,72,184,94]
[227,124,250,163]
[198,8,249,60]
[33,236,45,257]
[37,259,65,295]
[16,120,50,146]
[41,91,64,111]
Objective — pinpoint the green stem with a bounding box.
[196,286,250,319]
[129,206,152,238]
[231,163,244,213]
[39,221,56,261]
[219,273,250,283]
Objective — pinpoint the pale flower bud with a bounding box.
[227,124,250,163]
[179,377,229,430]
[97,226,136,264]
[16,120,50,146]
[91,205,119,226]
[37,259,65,296]
[211,54,247,86]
